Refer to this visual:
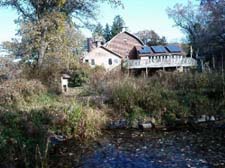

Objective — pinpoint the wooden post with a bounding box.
[200,59,204,72]
[143,70,146,78]
[212,55,215,69]
[222,52,225,97]
[222,53,224,75]
[145,67,148,77]
[126,57,130,77]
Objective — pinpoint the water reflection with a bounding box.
[80,130,223,168]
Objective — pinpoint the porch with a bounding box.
[127,57,197,69]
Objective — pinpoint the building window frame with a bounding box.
[91,59,95,65]
[114,59,118,64]
[108,58,112,65]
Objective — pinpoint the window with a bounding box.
[114,59,118,64]
[85,59,89,63]
[91,59,95,65]
[108,58,112,65]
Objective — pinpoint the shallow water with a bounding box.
[79,130,225,168]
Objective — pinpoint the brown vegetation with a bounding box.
[86,70,225,126]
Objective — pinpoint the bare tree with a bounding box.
[135,30,167,46]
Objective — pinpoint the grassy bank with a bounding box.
[0,79,107,167]
[86,71,225,127]
[0,70,225,167]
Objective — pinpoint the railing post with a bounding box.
[146,67,148,77]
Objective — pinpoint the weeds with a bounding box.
[1,70,224,167]
[0,79,107,167]
[87,71,225,125]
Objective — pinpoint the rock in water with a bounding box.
[138,123,153,131]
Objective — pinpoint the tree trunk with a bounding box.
[38,30,48,67]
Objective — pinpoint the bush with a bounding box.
[111,78,138,113]
[69,68,89,87]
[0,98,107,167]
[0,57,21,84]
[0,109,50,167]
[60,103,107,140]
[0,79,47,106]
[0,77,108,166]
[86,71,225,126]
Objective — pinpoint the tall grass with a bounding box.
[87,71,225,126]
[0,78,107,167]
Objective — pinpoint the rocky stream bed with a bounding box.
[50,129,225,168]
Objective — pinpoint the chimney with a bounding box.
[96,41,102,48]
[122,27,127,32]
[87,38,93,52]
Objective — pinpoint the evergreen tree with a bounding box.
[92,23,104,39]
[103,23,112,42]
[111,15,125,37]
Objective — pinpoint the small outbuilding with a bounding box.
[61,74,70,93]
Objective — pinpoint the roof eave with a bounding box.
[100,46,123,58]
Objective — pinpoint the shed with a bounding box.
[61,74,71,93]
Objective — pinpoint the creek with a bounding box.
[50,129,225,168]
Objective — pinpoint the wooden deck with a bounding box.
[127,57,197,69]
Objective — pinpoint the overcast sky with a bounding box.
[0,0,198,44]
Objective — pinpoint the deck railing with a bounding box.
[127,57,197,69]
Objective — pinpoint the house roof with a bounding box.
[86,31,186,60]
[62,74,71,79]
[85,46,122,59]
[104,31,144,59]
[122,31,144,45]
[100,46,123,58]
[105,31,144,47]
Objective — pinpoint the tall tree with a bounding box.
[0,0,122,67]
[135,30,167,46]
[92,23,104,41]
[201,0,225,46]
[111,15,125,37]
[167,1,209,55]
[103,23,112,42]
[167,0,225,69]
[200,0,220,5]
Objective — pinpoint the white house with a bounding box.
[83,46,122,71]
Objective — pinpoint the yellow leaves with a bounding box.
[57,0,67,7]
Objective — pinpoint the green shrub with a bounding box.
[0,92,107,167]
[128,106,145,127]
[89,71,225,126]
[0,109,50,167]
[111,78,138,113]
[61,103,107,140]
[69,69,89,87]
